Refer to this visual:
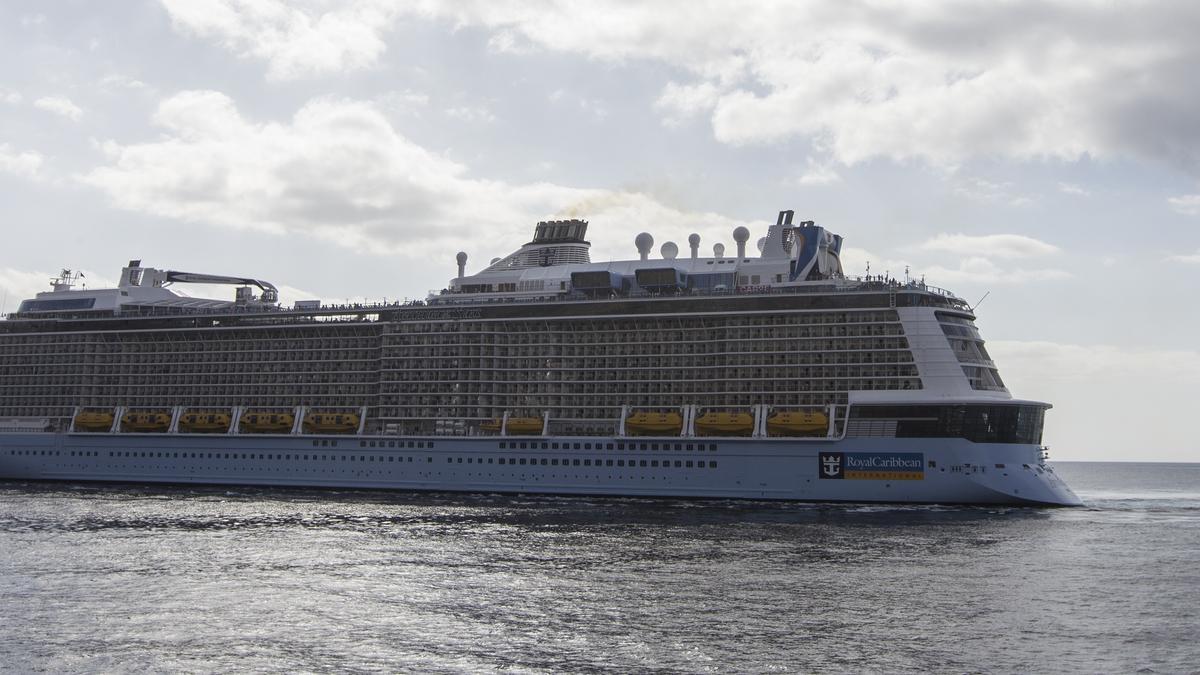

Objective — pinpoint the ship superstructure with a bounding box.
[0,210,1080,505]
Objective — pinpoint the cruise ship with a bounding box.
[0,210,1081,505]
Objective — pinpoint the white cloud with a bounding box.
[1,88,21,105]
[1058,182,1091,196]
[917,233,1060,258]
[844,241,1067,287]
[990,340,1200,460]
[445,105,496,124]
[796,158,841,186]
[81,91,753,258]
[0,269,49,314]
[654,82,719,127]
[33,96,83,121]
[920,257,1070,285]
[99,74,148,90]
[0,144,44,178]
[432,2,1200,172]
[1167,250,1200,264]
[838,247,911,280]
[159,0,401,81]
[375,89,429,116]
[155,2,1200,172]
[993,340,1200,382]
[0,268,116,314]
[952,177,1032,206]
[547,89,608,120]
[1168,194,1200,216]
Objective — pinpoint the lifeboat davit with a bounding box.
[239,411,295,434]
[695,411,754,436]
[121,410,171,433]
[302,412,359,434]
[179,410,232,433]
[73,410,114,432]
[767,410,828,436]
[625,411,683,436]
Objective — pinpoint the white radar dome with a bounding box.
[635,232,654,260]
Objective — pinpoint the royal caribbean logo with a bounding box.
[819,452,844,479]
[818,452,924,480]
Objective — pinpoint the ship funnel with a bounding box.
[688,233,700,258]
[635,232,654,261]
[733,226,750,259]
[456,251,468,279]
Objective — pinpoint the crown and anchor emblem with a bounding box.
[820,452,843,478]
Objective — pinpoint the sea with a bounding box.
[1,462,1197,674]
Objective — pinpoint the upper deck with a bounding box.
[2,208,970,331]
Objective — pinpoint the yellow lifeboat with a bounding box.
[73,410,114,432]
[625,411,683,436]
[239,411,295,434]
[179,410,232,433]
[480,417,544,434]
[303,411,360,434]
[121,410,171,433]
[695,411,754,437]
[767,410,828,436]
[505,417,544,435]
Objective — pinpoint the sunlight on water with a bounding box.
[1,462,1197,673]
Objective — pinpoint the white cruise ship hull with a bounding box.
[0,432,1082,506]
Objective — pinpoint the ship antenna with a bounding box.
[971,291,991,311]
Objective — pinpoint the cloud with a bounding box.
[375,89,429,116]
[1168,194,1200,215]
[989,340,1200,459]
[161,2,1200,173]
[0,269,49,313]
[917,233,1060,258]
[0,268,116,314]
[1167,250,1200,264]
[445,105,496,124]
[796,158,841,186]
[99,74,149,91]
[1,88,21,105]
[992,340,1200,382]
[839,247,911,279]
[81,90,753,258]
[952,177,1032,206]
[548,89,609,120]
[33,96,83,121]
[843,242,1067,286]
[159,0,401,81]
[920,257,1070,285]
[0,144,44,178]
[1058,182,1091,196]
[654,82,719,127]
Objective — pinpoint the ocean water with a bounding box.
[1,462,1197,674]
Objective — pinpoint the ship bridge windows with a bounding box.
[851,404,1045,444]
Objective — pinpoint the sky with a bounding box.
[1,0,1198,462]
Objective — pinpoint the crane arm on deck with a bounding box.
[164,271,278,302]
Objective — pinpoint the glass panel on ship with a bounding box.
[0,211,1027,445]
